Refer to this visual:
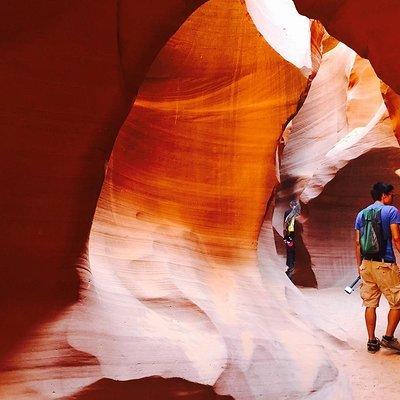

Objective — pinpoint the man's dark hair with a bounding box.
[370,182,394,201]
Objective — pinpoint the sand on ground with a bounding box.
[301,285,400,400]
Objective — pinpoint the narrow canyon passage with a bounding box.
[2,1,400,399]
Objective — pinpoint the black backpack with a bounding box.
[360,208,386,258]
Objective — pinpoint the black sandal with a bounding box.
[367,338,381,353]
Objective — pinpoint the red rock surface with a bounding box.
[0,0,206,387]
[81,2,339,399]
[2,0,400,399]
[293,0,400,94]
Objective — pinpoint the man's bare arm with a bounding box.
[390,223,400,253]
[355,229,362,273]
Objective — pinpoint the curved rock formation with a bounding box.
[0,0,207,397]
[276,42,356,207]
[1,0,347,399]
[293,0,400,94]
[244,0,312,72]
[78,2,341,399]
[274,43,400,287]
[304,147,400,288]
[2,0,399,399]
[382,84,400,143]
[0,0,206,360]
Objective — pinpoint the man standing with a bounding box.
[284,200,301,278]
[355,182,400,353]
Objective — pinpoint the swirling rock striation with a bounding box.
[81,1,343,399]
[2,0,399,399]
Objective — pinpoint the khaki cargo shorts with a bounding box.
[360,259,400,309]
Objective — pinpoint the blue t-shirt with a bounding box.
[355,203,400,262]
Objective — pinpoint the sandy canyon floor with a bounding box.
[301,285,400,400]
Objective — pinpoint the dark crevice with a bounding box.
[62,377,235,400]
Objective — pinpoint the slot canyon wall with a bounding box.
[273,48,400,288]
[1,0,400,399]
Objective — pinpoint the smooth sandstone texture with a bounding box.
[1,0,348,399]
[80,2,342,399]
[1,0,399,399]
[244,0,313,72]
[274,45,400,288]
[382,84,400,143]
[273,41,356,287]
[304,148,400,288]
[293,0,400,94]
[0,0,206,392]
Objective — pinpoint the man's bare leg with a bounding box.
[385,309,400,337]
[365,307,377,340]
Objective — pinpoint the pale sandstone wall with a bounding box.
[273,46,400,288]
[1,0,400,399]
[82,2,344,399]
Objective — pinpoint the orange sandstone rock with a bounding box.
[381,83,400,143]
[4,0,393,398]
[77,2,340,399]
[0,0,207,395]
[294,0,400,94]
